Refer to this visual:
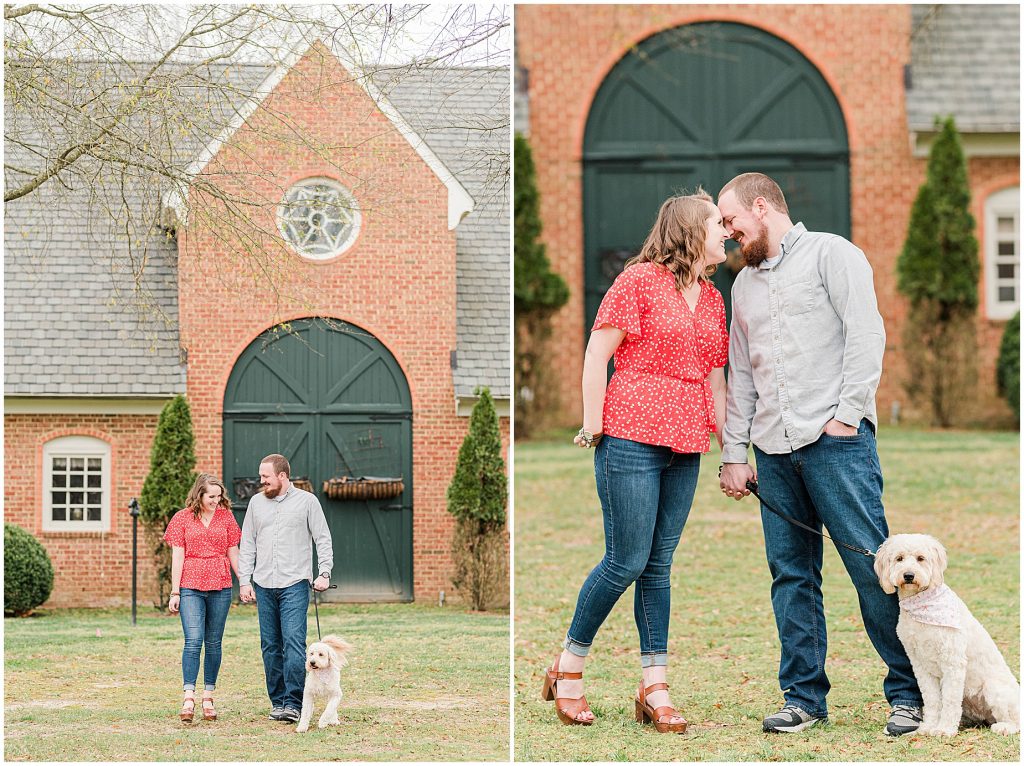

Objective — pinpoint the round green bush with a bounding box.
[996,311,1020,420]
[4,523,55,616]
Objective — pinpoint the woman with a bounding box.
[164,473,242,722]
[541,192,729,732]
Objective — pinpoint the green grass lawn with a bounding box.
[4,603,509,761]
[514,427,1020,762]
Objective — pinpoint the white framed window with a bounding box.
[985,186,1020,320]
[42,436,111,532]
[277,177,361,260]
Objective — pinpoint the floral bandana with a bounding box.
[899,583,962,629]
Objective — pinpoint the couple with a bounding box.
[544,173,923,736]
[164,454,333,724]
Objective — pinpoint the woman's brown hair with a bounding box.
[185,473,232,519]
[626,190,718,291]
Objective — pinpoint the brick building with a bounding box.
[515,4,1019,428]
[4,43,509,607]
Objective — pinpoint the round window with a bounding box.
[278,178,361,259]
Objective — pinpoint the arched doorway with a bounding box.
[223,317,413,602]
[583,21,850,331]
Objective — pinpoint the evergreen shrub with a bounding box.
[4,523,55,616]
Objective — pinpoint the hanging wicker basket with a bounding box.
[233,477,263,502]
[323,476,404,501]
[291,477,313,493]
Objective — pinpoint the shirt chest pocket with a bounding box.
[780,279,814,316]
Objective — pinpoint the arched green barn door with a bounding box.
[223,318,413,602]
[584,21,850,335]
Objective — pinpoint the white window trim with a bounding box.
[277,176,362,261]
[985,186,1020,321]
[41,436,111,533]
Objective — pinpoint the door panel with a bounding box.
[583,21,850,339]
[223,318,413,602]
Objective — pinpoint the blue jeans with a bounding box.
[253,580,309,712]
[565,435,701,666]
[753,420,922,716]
[179,587,232,691]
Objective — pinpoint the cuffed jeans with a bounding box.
[253,580,309,712]
[179,587,232,691]
[753,420,922,716]
[565,435,700,666]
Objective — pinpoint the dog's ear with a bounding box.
[927,536,947,586]
[322,635,351,668]
[874,539,896,594]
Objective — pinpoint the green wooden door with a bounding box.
[223,318,413,602]
[583,21,850,335]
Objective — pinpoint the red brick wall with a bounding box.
[177,44,508,603]
[3,414,162,608]
[517,4,1018,429]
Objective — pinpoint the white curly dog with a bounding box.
[296,635,353,733]
[874,534,1019,736]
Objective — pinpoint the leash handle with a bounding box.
[311,582,338,642]
[745,480,876,558]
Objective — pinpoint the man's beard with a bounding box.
[741,225,771,267]
[262,483,281,499]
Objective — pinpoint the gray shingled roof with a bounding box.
[5,60,509,401]
[377,67,509,399]
[907,4,1020,133]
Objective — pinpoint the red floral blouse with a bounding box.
[163,507,242,591]
[594,262,729,453]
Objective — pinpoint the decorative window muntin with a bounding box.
[985,186,1020,320]
[278,177,361,259]
[42,436,111,532]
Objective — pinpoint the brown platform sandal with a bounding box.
[540,655,594,725]
[201,695,217,721]
[179,695,195,723]
[635,681,687,734]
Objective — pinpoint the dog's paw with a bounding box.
[296,722,309,733]
[318,716,340,728]
[991,722,1019,736]
[932,724,959,737]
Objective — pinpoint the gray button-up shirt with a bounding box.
[722,223,886,462]
[237,486,333,589]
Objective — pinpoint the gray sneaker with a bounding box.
[279,707,300,723]
[762,704,828,733]
[268,707,286,720]
[885,705,923,736]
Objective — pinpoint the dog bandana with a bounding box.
[899,583,963,629]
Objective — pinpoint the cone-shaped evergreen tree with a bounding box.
[447,387,507,527]
[896,117,979,425]
[446,387,507,610]
[140,394,197,604]
[515,132,570,436]
[515,133,569,313]
[897,117,979,310]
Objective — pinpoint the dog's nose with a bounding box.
[903,572,915,583]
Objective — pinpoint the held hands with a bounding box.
[239,584,255,603]
[168,594,180,614]
[312,575,330,592]
[719,463,755,501]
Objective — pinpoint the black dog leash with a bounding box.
[720,466,875,558]
[312,583,338,641]
[747,479,875,558]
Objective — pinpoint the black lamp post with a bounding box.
[129,497,140,625]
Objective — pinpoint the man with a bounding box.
[238,453,333,724]
[717,173,923,736]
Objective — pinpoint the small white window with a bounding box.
[985,186,1020,320]
[42,436,111,532]
[278,177,361,259]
